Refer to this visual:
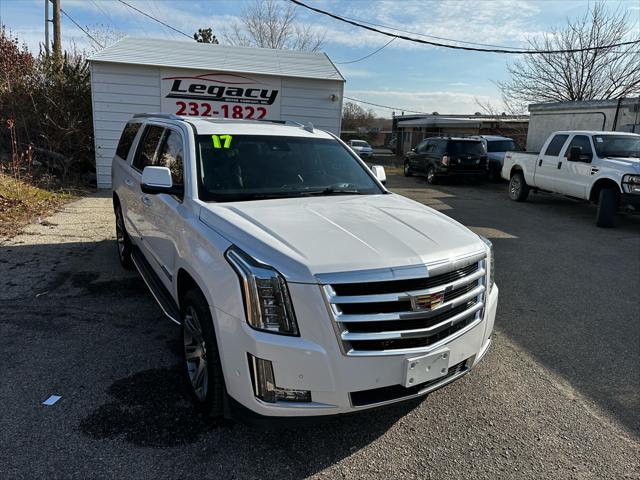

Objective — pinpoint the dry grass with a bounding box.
[0,173,74,239]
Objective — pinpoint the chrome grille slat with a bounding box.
[335,284,485,323]
[320,256,487,356]
[326,268,486,304]
[341,302,484,341]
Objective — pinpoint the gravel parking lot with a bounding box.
[1,172,638,479]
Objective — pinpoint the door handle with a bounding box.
[538,159,543,167]
[124,178,133,186]
[141,196,152,206]
[557,161,562,169]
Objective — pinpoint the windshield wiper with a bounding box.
[304,187,365,196]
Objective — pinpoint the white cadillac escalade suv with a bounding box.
[111,114,498,424]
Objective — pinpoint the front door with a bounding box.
[556,134,593,198]
[411,139,429,173]
[141,127,186,289]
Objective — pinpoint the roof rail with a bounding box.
[131,114,317,132]
[132,113,181,120]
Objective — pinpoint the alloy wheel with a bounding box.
[510,176,520,198]
[183,306,209,401]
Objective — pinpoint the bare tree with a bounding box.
[499,2,640,106]
[342,101,376,131]
[85,24,126,52]
[224,0,325,51]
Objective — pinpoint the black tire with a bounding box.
[114,203,134,270]
[403,160,413,177]
[426,166,438,185]
[508,171,529,202]
[181,289,225,419]
[596,188,618,228]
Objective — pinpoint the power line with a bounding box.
[345,96,430,115]
[290,0,640,55]
[338,14,522,51]
[116,0,194,40]
[60,8,104,48]
[335,38,395,64]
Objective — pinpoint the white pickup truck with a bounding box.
[502,131,640,227]
[111,113,498,425]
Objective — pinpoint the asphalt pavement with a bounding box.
[1,173,638,479]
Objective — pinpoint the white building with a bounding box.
[88,38,345,188]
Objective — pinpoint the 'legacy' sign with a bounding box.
[160,70,282,120]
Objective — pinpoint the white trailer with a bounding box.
[527,98,640,152]
[88,38,345,188]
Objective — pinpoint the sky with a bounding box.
[1,0,639,117]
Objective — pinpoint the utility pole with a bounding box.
[44,0,50,55]
[52,0,61,64]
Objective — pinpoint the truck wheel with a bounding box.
[426,166,438,185]
[114,204,134,270]
[509,171,529,202]
[596,188,618,228]
[403,161,413,177]
[182,289,225,419]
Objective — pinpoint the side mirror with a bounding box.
[411,147,416,153]
[371,165,387,185]
[141,166,183,195]
[568,146,581,162]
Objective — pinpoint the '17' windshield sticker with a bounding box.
[212,134,233,149]
[595,137,603,143]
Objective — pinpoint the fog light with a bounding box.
[248,354,311,403]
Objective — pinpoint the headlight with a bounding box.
[479,236,494,292]
[225,247,299,336]
[622,174,640,194]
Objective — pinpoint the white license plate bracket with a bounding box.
[403,349,450,388]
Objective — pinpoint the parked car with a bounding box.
[502,130,640,227]
[404,137,488,184]
[111,113,498,424]
[348,139,374,159]
[471,135,518,181]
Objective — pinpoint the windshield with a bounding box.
[450,141,486,156]
[351,140,369,147]
[487,140,516,152]
[592,135,640,158]
[196,135,383,202]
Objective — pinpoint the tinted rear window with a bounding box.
[544,134,569,156]
[449,141,486,155]
[351,141,369,147]
[116,123,141,161]
[487,140,516,152]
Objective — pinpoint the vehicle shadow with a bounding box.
[0,238,418,478]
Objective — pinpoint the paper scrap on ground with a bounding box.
[42,395,61,406]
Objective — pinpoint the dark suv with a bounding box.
[404,137,488,184]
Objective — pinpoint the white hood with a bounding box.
[602,156,640,173]
[199,194,484,283]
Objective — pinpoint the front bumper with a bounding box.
[621,193,640,210]
[213,282,498,420]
